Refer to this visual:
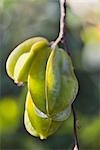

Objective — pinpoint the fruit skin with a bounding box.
[6,37,78,139]
[6,37,48,81]
[25,92,63,140]
[45,48,78,117]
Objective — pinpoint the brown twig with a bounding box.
[52,0,66,50]
[52,0,79,149]
[72,103,79,150]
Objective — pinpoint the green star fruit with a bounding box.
[6,37,78,139]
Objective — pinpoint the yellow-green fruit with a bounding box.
[25,92,63,139]
[28,44,51,113]
[6,37,78,139]
[45,48,78,117]
[6,37,48,82]
[28,47,78,117]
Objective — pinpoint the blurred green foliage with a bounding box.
[0,97,19,134]
[0,0,100,149]
[80,117,100,149]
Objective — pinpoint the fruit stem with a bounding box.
[52,0,66,50]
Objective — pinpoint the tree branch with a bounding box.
[52,0,66,50]
[72,103,80,150]
[53,0,79,149]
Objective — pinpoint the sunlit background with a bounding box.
[0,0,100,149]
